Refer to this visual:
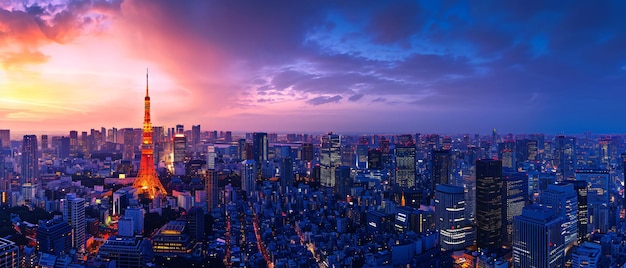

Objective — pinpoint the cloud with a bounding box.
[0,0,121,67]
[306,95,342,105]
[348,94,364,102]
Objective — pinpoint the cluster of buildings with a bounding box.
[1,80,626,267]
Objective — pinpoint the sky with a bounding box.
[1,0,626,135]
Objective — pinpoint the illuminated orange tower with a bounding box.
[133,70,167,198]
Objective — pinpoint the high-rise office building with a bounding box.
[175,124,184,135]
[173,134,187,164]
[513,205,565,268]
[515,139,538,168]
[435,184,473,251]
[280,157,293,191]
[302,143,314,162]
[335,166,352,199]
[575,169,609,205]
[356,143,369,169]
[191,125,200,146]
[340,145,355,168]
[554,135,576,180]
[21,135,38,184]
[224,131,232,142]
[368,148,382,170]
[498,140,516,169]
[575,169,610,233]
[241,160,257,194]
[59,136,70,159]
[62,193,86,253]
[431,149,450,194]
[0,130,9,149]
[122,128,135,160]
[36,217,72,256]
[502,170,528,245]
[571,180,588,243]
[320,133,341,188]
[69,130,78,152]
[41,134,48,150]
[205,169,218,211]
[395,145,416,189]
[540,183,578,248]
[476,159,503,252]
[253,132,268,178]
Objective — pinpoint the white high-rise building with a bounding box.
[434,184,473,251]
[320,133,341,188]
[62,193,86,253]
[241,160,257,194]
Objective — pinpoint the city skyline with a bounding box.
[2,1,626,134]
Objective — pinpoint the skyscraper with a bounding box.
[59,136,70,159]
[41,134,48,150]
[572,180,589,243]
[320,133,341,188]
[515,139,538,169]
[253,132,268,176]
[502,170,528,245]
[513,205,565,268]
[205,169,218,211]
[69,130,78,152]
[280,157,293,191]
[575,169,610,233]
[498,140,516,169]
[132,71,167,198]
[191,125,201,146]
[540,183,578,248]
[554,135,576,180]
[476,159,503,252]
[62,193,85,253]
[0,129,9,149]
[173,134,187,163]
[21,135,38,184]
[241,160,257,194]
[435,184,473,251]
[395,144,416,189]
[356,143,369,169]
[431,149,450,194]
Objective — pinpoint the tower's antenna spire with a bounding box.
[146,68,149,96]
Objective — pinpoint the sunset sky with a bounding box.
[1,0,626,135]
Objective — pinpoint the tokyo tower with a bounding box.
[133,70,167,198]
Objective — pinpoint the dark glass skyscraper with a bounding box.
[253,132,268,178]
[431,150,450,194]
[21,135,38,184]
[476,159,503,252]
